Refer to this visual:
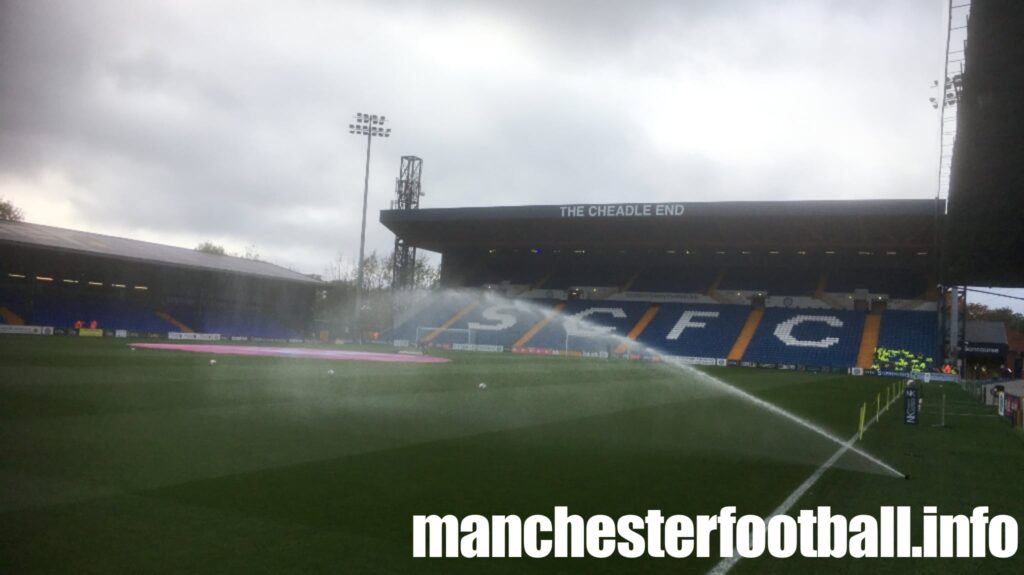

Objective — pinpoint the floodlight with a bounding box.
[348,111,392,341]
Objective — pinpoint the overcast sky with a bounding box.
[1,0,1019,310]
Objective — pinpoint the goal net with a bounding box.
[415,326,473,346]
[564,331,616,357]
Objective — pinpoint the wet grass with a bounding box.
[0,336,1020,573]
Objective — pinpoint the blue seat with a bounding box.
[743,308,865,368]
[636,303,749,358]
[527,300,650,353]
[877,310,939,367]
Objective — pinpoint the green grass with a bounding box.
[0,336,1020,573]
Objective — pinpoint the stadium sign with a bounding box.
[964,345,1002,355]
[558,203,685,218]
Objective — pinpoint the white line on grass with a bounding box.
[706,431,859,575]
[707,392,899,575]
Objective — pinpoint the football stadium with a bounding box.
[1,1,1023,574]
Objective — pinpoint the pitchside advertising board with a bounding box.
[168,332,221,341]
[0,325,54,335]
[904,386,919,425]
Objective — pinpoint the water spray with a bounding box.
[671,360,905,478]
[452,290,907,479]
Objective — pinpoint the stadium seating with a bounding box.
[469,262,547,287]
[543,264,634,290]
[26,291,173,333]
[526,300,650,352]
[395,294,566,348]
[0,285,298,338]
[392,291,477,344]
[0,287,28,324]
[630,267,716,293]
[876,310,939,366]
[391,289,945,371]
[741,308,865,368]
[635,303,750,358]
[199,308,297,339]
[826,269,928,299]
[459,298,560,347]
[717,268,819,295]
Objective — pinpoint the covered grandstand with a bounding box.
[382,199,944,372]
[0,221,320,339]
[944,0,1024,287]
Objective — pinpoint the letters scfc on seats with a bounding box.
[463,305,846,349]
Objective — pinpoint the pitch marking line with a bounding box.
[708,393,898,574]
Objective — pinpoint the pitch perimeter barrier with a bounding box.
[451,343,504,353]
[0,325,54,335]
[420,336,960,382]
[169,331,221,341]
[999,393,1022,428]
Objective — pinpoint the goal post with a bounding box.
[415,326,473,346]
[564,331,616,356]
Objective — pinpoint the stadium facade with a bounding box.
[0,221,320,340]
[382,199,950,374]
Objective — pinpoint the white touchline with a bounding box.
[707,431,859,575]
[707,392,898,575]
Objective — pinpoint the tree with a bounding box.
[195,241,226,255]
[967,302,1024,333]
[413,257,440,289]
[315,250,441,339]
[324,253,355,283]
[239,243,260,261]
[0,198,24,222]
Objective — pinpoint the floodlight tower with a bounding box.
[391,156,423,290]
[348,113,391,337]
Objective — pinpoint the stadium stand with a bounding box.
[826,268,930,299]
[630,267,716,293]
[0,221,319,339]
[740,309,866,368]
[876,310,939,366]
[27,293,172,333]
[524,300,650,353]
[634,303,749,358]
[717,268,819,296]
[396,295,567,349]
[543,263,633,290]
[200,308,298,339]
[393,291,478,344]
[380,201,947,371]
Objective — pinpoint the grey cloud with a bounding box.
[0,0,945,273]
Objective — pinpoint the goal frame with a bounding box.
[415,326,473,346]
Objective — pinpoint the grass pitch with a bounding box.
[0,337,1020,574]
